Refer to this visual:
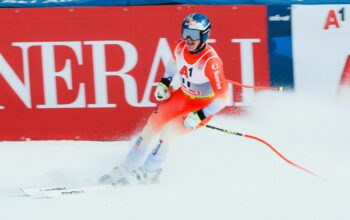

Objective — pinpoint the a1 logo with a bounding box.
[179,66,193,78]
[324,7,346,30]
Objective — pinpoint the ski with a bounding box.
[20,184,115,198]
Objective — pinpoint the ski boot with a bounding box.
[99,165,131,186]
[129,167,163,185]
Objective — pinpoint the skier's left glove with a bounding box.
[183,110,206,130]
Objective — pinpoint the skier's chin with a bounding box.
[186,45,196,51]
[185,40,198,51]
[186,44,197,52]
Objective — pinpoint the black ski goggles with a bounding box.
[182,28,201,41]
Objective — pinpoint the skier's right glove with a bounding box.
[183,110,206,130]
[154,77,172,101]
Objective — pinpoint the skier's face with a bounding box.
[184,37,201,52]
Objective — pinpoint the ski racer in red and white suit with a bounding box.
[148,39,228,137]
[99,13,229,185]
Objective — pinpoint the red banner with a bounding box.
[0,6,269,140]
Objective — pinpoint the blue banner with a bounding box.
[255,0,350,4]
[267,5,294,89]
[0,0,128,7]
[1,0,350,8]
[0,0,251,8]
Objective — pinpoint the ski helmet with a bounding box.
[182,13,211,43]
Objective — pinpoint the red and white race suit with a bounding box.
[148,40,228,137]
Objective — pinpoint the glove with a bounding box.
[154,82,170,101]
[154,77,172,101]
[183,110,206,130]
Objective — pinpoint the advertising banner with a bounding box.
[2,0,350,8]
[292,5,350,98]
[267,5,294,89]
[0,0,128,7]
[0,6,269,140]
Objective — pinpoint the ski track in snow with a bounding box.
[0,91,350,220]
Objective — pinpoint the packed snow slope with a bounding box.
[0,91,349,220]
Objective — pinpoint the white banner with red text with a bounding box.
[292,5,350,98]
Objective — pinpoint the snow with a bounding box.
[1,91,350,220]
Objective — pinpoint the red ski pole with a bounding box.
[204,124,327,181]
[227,79,284,91]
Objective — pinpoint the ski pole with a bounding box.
[227,79,284,91]
[204,124,327,181]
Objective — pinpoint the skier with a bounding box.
[99,13,228,185]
